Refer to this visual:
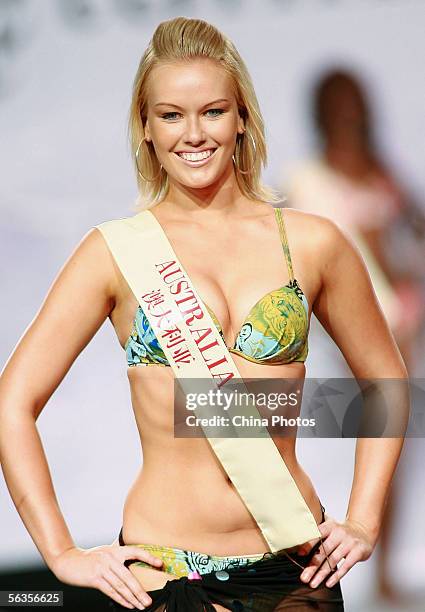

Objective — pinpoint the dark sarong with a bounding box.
[108,537,344,611]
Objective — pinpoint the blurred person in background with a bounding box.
[284,69,425,376]
[283,68,425,605]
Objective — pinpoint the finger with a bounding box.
[317,519,335,539]
[309,542,350,588]
[318,538,350,571]
[299,549,323,578]
[328,541,352,571]
[124,546,163,568]
[299,537,340,583]
[309,561,336,589]
[103,568,147,609]
[111,561,153,608]
[325,548,361,588]
[309,541,358,589]
[96,575,139,609]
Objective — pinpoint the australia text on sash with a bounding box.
[141,259,234,387]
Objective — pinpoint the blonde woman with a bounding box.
[0,17,408,612]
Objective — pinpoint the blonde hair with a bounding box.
[128,17,282,210]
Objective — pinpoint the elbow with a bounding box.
[0,396,41,425]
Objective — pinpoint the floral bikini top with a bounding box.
[124,207,309,367]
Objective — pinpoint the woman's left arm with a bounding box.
[301,215,410,589]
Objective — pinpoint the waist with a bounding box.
[122,502,267,556]
[122,473,323,556]
[118,503,326,577]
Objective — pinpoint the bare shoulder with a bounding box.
[282,206,341,236]
[81,226,122,300]
[282,207,353,263]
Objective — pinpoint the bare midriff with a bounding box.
[121,355,323,558]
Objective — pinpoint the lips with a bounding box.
[174,148,218,167]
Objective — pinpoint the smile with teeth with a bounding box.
[175,148,217,162]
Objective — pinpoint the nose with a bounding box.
[183,116,206,146]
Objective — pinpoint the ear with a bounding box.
[237,113,245,135]
[144,119,151,142]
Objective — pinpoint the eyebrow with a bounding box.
[154,98,230,109]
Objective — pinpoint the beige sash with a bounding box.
[95,209,321,551]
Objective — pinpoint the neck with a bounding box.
[158,164,256,218]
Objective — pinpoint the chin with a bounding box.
[176,173,223,190]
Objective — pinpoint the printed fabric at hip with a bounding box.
[109,544,344,611]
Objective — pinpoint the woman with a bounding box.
[284,69,425,374]
[0,17,409,612]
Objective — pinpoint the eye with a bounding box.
[205,108,225,117]
[161,112,181,121]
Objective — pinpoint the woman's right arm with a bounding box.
[0,228,161,609]
[0,228,116,568]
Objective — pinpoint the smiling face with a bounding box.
[143,58,245,193]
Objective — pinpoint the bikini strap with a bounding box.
[274,207,295,282]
